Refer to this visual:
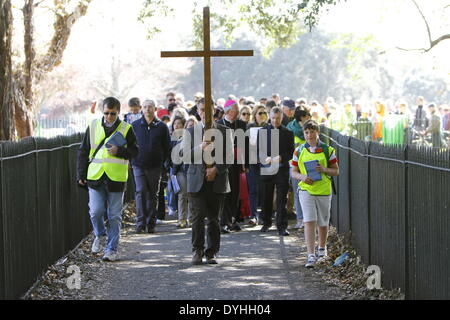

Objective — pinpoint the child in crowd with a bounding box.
[290,120,340,268]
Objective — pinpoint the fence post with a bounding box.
[367,141,371,265]
[0,143,4,300]
[404,144,410,299]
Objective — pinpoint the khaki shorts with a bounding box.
[299,191,332,227]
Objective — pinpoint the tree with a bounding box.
[174,31,395,103]
[0,0,93,140]
[140,0,450,55]
[0,0,15,140]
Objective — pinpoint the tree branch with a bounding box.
[393,1,450,53]
[411,0,432,44]
[34,0,92,82]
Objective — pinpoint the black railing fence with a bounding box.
[1,129,449,299]
[0,134,91,300]
[321,126,450,300]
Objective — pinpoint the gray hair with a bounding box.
[142,99,157,107]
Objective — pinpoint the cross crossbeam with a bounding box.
[161,7,254,130]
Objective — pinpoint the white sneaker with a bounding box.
[294,220,304,229]
[305,254,316,268]
[168,209,177,216]
[102,251,118,262]
[91,237,102,254]
[317,247,328,259]
[156,219,163,225]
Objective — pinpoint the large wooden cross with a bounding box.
[161,7,253,130]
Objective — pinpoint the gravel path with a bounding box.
[88,220,351,300]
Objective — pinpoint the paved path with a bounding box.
[91,220,351,300]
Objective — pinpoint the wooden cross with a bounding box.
[161,7,253,130]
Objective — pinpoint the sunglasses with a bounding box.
[104,112,117,116]
[169,99,176,102]
[242,113,250,116]
[258,112,267,116]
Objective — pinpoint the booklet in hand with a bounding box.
[106,132,127,148]
[304,160,322,181]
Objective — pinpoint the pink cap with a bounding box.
[224,99,238,113]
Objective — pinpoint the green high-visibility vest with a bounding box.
[87,119,131,182]
[294,136,305,149]
[297,142,335,196]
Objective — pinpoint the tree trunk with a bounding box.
[14,0,35,138]
[0,0,15,140]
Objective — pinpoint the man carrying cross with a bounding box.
[161,7,253,264]
[181,98,233,264]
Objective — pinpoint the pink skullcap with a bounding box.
[224,99,238,113]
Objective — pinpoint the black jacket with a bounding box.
[77,118,139,192]
[257,124,294,176]
[216,117,249,167]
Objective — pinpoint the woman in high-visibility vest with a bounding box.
[291,120,339,268]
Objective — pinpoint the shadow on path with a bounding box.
[93,221,351,300]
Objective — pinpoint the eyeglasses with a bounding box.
[104,112,117,116]
[258,112,267,116]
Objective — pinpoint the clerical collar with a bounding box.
[224,116,235,124]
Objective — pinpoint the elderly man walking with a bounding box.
[77,97,138,261]
[132,99,171,234]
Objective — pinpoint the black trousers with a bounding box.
[260,169,290,231]
[189,181,226,257]
[134,166,161,229]
[220,164,241,226]
[157,168,168,220]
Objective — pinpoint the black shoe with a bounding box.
[221,226,230,234]
[136,226,145,234]
[230,223,242,232]
[205,254,218,264]
[260,226,270,233]
[279,229,290,236]
[147,226,155,234]
[192,250,204,265]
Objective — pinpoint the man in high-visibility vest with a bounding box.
[77,97,138,262]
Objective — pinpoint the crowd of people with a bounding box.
[77,90,448,268]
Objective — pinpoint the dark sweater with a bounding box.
[131,117,170,169]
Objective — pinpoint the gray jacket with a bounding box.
[182,122,233,194]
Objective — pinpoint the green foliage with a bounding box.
[139,0,344,55]
[173,30,389,102]
[138,0,175,38]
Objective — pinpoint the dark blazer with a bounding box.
[182,122,233,194]
[217,117,249,167]
[257,124,294,177]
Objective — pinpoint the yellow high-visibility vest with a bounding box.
[87,119,131,182]
[297,144,335,196]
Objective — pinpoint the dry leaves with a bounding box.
[311,226,405,300]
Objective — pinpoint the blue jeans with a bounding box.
[290,176,303,220]
[167,169,178,212]
[88,185,124,253]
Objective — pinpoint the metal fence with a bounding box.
[0,134,91,300]
[34,116,89,138]
[321,126,450,300]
